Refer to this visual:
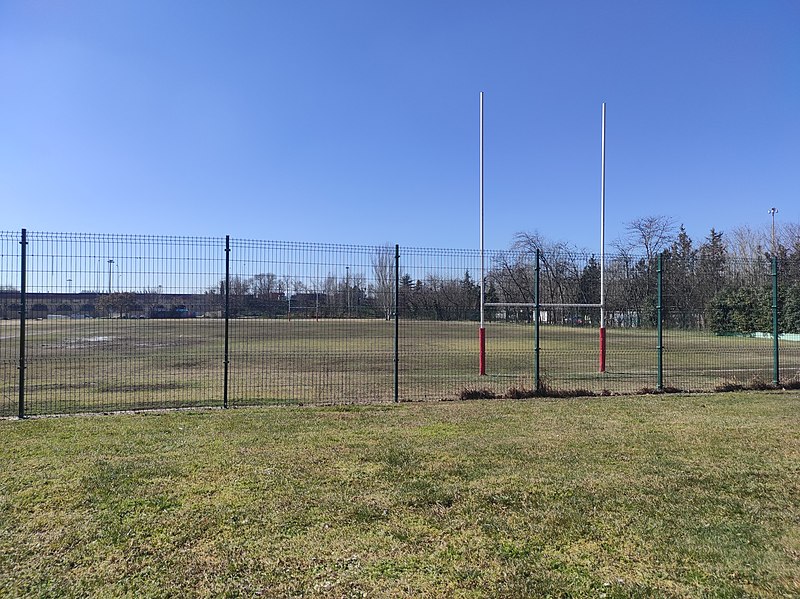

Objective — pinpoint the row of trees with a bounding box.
[488,217,800,333]
[205,268,484,321]
[618,218,800,333]
[189,218,800,332]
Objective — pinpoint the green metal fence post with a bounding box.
[772,255,779,386]
[534,248,541,393]
[18,228,27,419]
[394,244,400,403]
[657,252,664,392]
[223,235,230,408]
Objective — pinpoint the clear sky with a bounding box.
[1,1,798,252]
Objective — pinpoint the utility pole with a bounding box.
[346,266,351,317]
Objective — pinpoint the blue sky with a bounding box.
[1,0,798,251]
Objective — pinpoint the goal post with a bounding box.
[479,91,486,375]
[478,97,608,376]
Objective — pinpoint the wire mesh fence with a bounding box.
[400,247,492,399]
[0,231,21,417]
[16,233,225,415]
[1,229,798,417]
[777,252,800,386]
[227,240,396,405]
[662,254,775,390]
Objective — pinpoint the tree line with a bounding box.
[489,217,800,334]
[192,218,800,333]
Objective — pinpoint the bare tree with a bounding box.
[727,224,766,261]
[371,245,395,320]
[616,216,678,262]
[251,273,277,298]
[510,231,582,304]
[779,221,800,252]
[726,224,769,283]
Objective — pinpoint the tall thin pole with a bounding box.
[18,229,27,419]
[479,91,486,376]
[599,103,607,373]
[657,252,663,391]
[223,235,230,409]
[772,255,779,386]
[394,244,400,402]
[769,207,778,256]
[534,249,540,393]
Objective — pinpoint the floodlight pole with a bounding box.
[479,91,486,376]
[599,102,607,373]
[769,207,778,256]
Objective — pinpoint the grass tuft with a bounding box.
[715,377,777,393]
[504,386,539,399]
[459,388,498,400]
[638,386,683,395]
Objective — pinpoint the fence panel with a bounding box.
[22,233,225,415]
[399,248,503,399]
[228,240,395,405]
[0,231,21,416]
[778,254,800,385]
[487,248,656,394]
[662,254,774,391]
[482,247,538,394]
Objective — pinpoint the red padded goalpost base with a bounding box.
[599,326,606,373]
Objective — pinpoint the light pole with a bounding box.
[66,278,72,294]
[346,266,351,318]
[287,277,292,320]
[769,207,778,256]
[107,260,114,293]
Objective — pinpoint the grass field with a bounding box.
[1,392,798,596]
[2,318,799,415]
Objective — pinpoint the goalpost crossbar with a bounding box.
[485,302,602,308]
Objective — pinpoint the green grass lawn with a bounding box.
[2,392,798,597]
[2,318,799,415]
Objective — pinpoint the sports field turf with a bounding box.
[1,392,798,596]
[1,318,799,415]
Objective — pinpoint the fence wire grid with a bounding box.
[1,230,798,416]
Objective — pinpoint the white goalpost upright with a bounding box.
[599,102,607,373]
[479,91,486,376]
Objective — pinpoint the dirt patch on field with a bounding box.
[100,382,186,393]
[40,336,186,351]
[25,381,97,392]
